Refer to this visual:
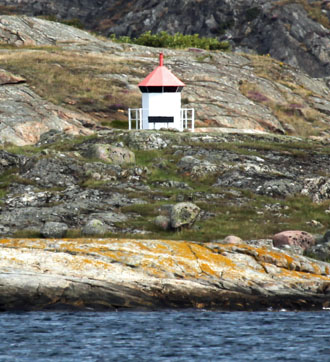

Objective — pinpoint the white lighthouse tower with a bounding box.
[128,53,194,131]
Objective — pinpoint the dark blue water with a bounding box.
[0,311,329,361]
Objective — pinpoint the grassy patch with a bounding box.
[111,31,231,51]
[0,49,140,121]
[12,230,41,238]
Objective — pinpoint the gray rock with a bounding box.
[126,131,168,150]
[257,179,301,197]
[0,15,98,46]
[155,215,171,231]
[178,156,217,178]
[82,219,107,236]
[85,144,135,165]
[170,202,201,229]
[322,231,330,244]
[301,177,330,203]
[41,222,68,238]
[20,157,84,188]
[223,235,243,245]
[306,242,330,262]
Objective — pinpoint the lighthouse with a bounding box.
[128,53,194,131]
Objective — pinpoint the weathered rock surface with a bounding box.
[0,1,329,78]
[0,15,97,46]
[0,238,329,311]
[0,70,95,145]
[85,144,135,165]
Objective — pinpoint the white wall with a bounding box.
[142,93,182,130]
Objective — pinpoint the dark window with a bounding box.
[139,86,184,93]
[147,86,163,93]
[148,116,174,123]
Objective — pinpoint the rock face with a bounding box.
[272,230,316,251]
[0,238,329,311]
[0,1,329,78]
[0,15,97,46]
[0,69,95,145]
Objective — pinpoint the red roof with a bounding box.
[138,53,185,87]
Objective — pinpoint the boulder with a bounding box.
[82,219,107,236]
[322,231,330,244]
[223,235,243,245]
[170,202,200,229]
[272,230,316,251]
[41,222,68,238]
[154,215,171,231]
[86,144,135,165]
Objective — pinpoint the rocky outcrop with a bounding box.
[0,69,95,145]
[0,15,97,46]
[0,16,329,137]
[0,130,329,239]
[0,1,329,77]
[0,237,329,311]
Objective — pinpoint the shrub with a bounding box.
[111,31,231,51]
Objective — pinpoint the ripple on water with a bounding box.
[0,311,329,361]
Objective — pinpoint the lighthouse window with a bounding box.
[147,86,163,92]
[139,86,184,93]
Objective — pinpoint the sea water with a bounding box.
[0,311,329,361]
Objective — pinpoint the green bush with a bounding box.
[110,31,230,51]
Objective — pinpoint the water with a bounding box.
[0,311,329,361]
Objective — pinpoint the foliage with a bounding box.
[111,31,231,51]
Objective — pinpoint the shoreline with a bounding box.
[0,238,329,312]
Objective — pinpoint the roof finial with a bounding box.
[159,53,164,66]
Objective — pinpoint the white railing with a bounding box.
[128,108,143,130]
[128,108,195,131]
[180,108,195,132]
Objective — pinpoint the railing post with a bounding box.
[128,108,131,130]
[191,109,195,132]
[139,108,143,130]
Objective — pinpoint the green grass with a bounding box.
[12,230,41,238]
[111,31,231,51]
